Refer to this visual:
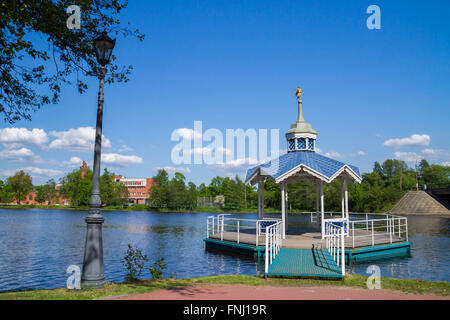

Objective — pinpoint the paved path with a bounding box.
[106,284,448,300]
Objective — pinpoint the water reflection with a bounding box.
[0,209,448,292]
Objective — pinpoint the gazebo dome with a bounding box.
[285,86,318,152]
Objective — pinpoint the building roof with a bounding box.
[245,150,362,185]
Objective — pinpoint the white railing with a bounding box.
[323,217,349,236]
[265,220,282,274]
[206,215,280,246]
[324,222,345,276]
[348,214,408,248]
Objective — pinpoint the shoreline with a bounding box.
[0,275,448,300]
[1,205,449,217]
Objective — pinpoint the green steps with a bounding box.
[267,248,344,279]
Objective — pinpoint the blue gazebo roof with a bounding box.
[245,151,362,185]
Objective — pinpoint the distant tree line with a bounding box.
[1,159,449,212]
[148,159,450,213]
[0,167,129,206]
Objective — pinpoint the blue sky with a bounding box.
[1,0,449,185]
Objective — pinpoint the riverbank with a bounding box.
[0,204,394,215]
[0,275,448,300]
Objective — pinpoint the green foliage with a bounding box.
[421,165,450,188]
[59,167,93,206]
[0,180,14,203]
[121,244,149,283]
[149,257,167,280]
[0,0,144,123]
[35,179,58,204]
[7,170,33,204]
[59,166,128,206]
[100,168,128,206]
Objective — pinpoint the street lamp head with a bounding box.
[94,31,116,66]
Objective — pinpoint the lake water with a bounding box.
[0,208,448,292]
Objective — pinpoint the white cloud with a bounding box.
[0,167,63,178]
[101,153,143,167]
[0,147,41,163]
[324,151,342,159]
[154,166,191,174]
[393,152,423,162]
[357,151,366,156]
[172,128,202,141]
[49,127,112,153]
[0,128,49,148]
[421,148,450,161]
[61,157,83,168]
[441,161,450,167]
[118,145,134,152]
[208,157,260,173]
[383,134,430,148]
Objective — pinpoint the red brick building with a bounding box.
[114,175,155,205]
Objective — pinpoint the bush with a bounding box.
[121,244,149,282]
[149,257,167,280]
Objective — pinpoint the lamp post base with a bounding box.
[81,214,106,289]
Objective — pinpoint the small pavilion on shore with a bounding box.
[245,86,362,239]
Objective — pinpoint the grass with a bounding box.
[0,274,448,300]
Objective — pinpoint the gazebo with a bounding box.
[245,86,362,239]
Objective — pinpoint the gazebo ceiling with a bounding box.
[245,150,362,186]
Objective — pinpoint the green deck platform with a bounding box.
[204,238,265,257]
[267,248,344,279]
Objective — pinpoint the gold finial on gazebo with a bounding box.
[295,86,302,100]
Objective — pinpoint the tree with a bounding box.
[0,180,14,203]
[7,170,33,204]
[0,1,144,123]
[34,185,47,204]
[421,165,450,188]
[60,166,127,206]
[186,182,198,210]
[35,179,58,204]
[149,169,170,208]
[60,167,93,206]
[100,168,128,206]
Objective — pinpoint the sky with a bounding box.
[1,0,449,186]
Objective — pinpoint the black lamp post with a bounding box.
[80,31,115,288]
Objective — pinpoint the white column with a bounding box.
[261,181,265,219]
[341,179,345,219]
[315,182,319,215]
[285,189,288,228]
[257,181,262,220]
[320,180,325,239]
[281,181,286,239]
[344,179,349,220]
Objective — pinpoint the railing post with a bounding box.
[341,229,345,275]
[389,218,392,244]
[405,218,408,242]
[352,221,355,248]
[237,220,240,244]
[221,217,224,241]
[371,220,374,246]
[398,218,400,237]
[265,227,268,274]
[269,228,272,264]
[256,221,259,247]
[212,218,214,236]
[366,214,368,231]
